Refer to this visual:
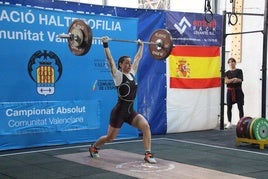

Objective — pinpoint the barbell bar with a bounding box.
[58,19,174,60]
[58,34,163,46]
[93,37,162,45]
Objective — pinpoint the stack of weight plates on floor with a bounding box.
[236,117,268,140]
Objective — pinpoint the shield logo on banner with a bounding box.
[28,50,63,96]
[36,64,55,96]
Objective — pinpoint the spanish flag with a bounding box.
[169,46,220,89]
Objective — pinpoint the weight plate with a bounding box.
[67,19,92,56]
[252,118,268,140]
[249,118,258,139]
[236,116,252,138]
[245,117,254,139]
[149,29,173,60]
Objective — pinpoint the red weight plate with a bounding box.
[67,19,92,56]
[149,29,173,60]
[236,116,252,138]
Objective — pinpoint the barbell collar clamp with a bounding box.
[58,33,73,39]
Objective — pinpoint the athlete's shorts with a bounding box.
[109,101,138,128]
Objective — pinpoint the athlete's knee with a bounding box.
[145,122,150,129]
[141,122,150,132]
[105,136,116,143]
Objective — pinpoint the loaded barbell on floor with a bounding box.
[58,19,174,60]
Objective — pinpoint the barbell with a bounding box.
[58,19,174,60]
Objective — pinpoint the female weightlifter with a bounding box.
[89,36,156,164]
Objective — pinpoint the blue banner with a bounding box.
[0,100,100,134]
[166,11,222,46]
[0,4,139,150]
[0,4,139,101]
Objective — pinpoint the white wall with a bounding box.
[240,0,264,120]
[80,0,103,5]
[80,0,205,11]
[80,0,138,7]
[170,0,204,12]
[221,0,265,125]
[106,0,138,7]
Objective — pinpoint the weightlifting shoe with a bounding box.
[225,122,232,129]
[89,145,100,158]
[144,151,157,164]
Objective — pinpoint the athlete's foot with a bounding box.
[89,145,100,158]
[144,151,157,164]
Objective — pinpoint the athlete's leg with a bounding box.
[89,125,120,158]
[94,125,120,148]
[131,114,156,163]
[131,114,151,151]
